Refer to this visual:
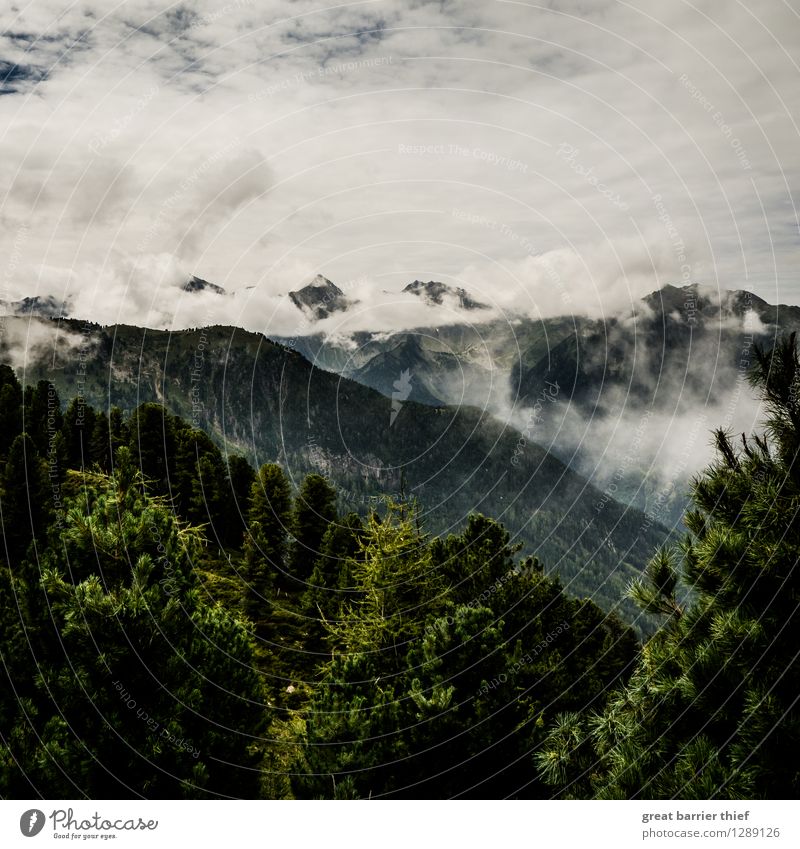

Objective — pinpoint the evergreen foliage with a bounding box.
[289,474,338,583]
[0,448,266,797]
[536,334,800,799]
[243,463,292,619]
[0,336,797,799]
[14,320,672,620]
[293,502,636,798]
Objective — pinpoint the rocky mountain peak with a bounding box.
[182,276,226,295]
[403,279,487,311]
[289,275,351,320]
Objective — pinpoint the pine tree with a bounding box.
[0,366,23,457]
[24,380,62,455]
[288,474,337,583]
[89,409,112,472]
[61,397,94,469]
[224,454,255,548]
[173,426,228,540]
[0,447,268,798]
[243,463,292,621]
[301,512,365,654]
[128,403,176,492]
[295,506,636,798]
[108,405,128,459]
[537,333,800,799]
[326,501,443,654]
[0,434,50,564]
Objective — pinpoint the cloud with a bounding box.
[522,378,766,528]
[0,0,796,335]
[0,315,91,375]
[502,304,771,526]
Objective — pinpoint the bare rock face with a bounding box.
[182,276,227,295]
[289,275,352,320]
[1,294,72,318]
[403,279,488,311]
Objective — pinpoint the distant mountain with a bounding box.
[274,321,511,410]
[403,279,488,310]
[517,283,797,412]
[183,276,226,295]
[276,282,800,526]
[640,282,800,325]
[279,282,793,415]
[350,335,456,406]
[510,283,800,523]
[10,275,789,535]
[2,314,671,626]
[279,279,795,423]
[1,294,72,318]
[289,275,352,320]
[0,276,227,319]
[282,275,487,323]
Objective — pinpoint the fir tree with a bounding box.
[128,403,176,491]
[301,511,365,651]
[24,380,62,455]
[295,504,635,798]
[89,409,112,472]
[61,397,94,469]
[0,366,23,457]
[224,454,255,547]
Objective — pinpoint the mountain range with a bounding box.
[1,311,670,628]
[270,277,799,523]
[5,274,797,626]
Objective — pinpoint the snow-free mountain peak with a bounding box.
[403,279,488,311]
[0,294,72,318]
[642,282,796,326]
[183,276,226,295]
[289,275,352,320]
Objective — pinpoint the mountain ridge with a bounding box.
[0,313,671,625]
[403,279,489,311]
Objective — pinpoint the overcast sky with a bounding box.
[1,0,798,333]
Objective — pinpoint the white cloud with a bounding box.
[0,0,796,333]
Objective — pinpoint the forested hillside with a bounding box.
[5,316,671,622]
[0,334,798,798]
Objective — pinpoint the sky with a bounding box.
[1,0,799,334]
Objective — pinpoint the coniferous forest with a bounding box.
[0,335,798,800]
